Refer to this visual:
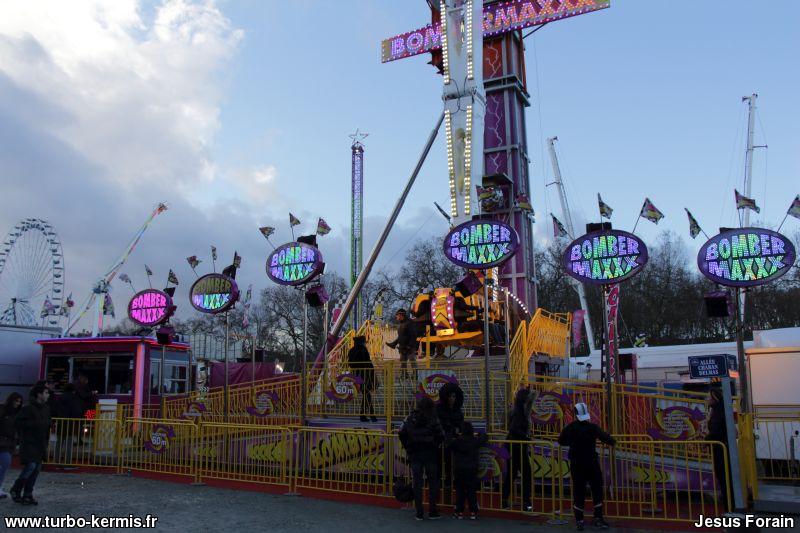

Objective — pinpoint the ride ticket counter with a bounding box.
[37,336,192,418]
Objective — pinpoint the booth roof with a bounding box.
[37,336,190,350]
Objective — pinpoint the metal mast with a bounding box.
[740,94,765,320]
[349,130,367,330]
[742,94,757,230]
[547,137,595,352]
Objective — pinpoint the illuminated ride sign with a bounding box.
[266,241,324,286]
[127,289,173,327]
[443,220,519,269]
[562,229,648,285]
[697,227,796,287]
[381,0,610,63]
[189,273,239,314]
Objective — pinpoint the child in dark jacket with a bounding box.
[447,422,488,519]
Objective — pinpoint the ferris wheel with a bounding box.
[0,218,65,327]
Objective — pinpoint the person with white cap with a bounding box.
[558,402,616,530]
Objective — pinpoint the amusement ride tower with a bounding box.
[349,130,367,329]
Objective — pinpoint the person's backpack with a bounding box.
[393,478,414,503]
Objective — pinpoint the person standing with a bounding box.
[447,422,488,520]
[436,382,464,493]
[10,384,52,505]
[705,386,731,512]
[346,335,378,423]
[502,388,534,511]
[399,396,445,521]
[54,383,84,465]
[386,309,418,378]
[558,403,616,530]
[0,393,23,499]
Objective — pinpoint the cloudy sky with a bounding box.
[0,1,797,330]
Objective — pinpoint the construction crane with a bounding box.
[65,203,169,336]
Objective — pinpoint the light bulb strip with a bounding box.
[466,0,474,80]
[464,104,473,215]
[440,0,450,84]
[445,111,457,218]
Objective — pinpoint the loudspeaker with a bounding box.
[586,222,612,233]
[455,272,483,296]
[704,291,732,318]
[305,284,329,308]
[156,324,176,345]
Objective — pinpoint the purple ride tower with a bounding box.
[381,0,610,311]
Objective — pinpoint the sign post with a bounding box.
[688,355,743,511]
[442,219,519,430]
[697,227,796,414]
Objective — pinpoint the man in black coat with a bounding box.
[54,383,85,465]
[346,335,377,422]
[11,384,52,505]
[436,382,464,492]
[386,309,418,378]
[558,403,616,530]
[705,386,730,512]
[502,388,534,511]
[399,396,445,521]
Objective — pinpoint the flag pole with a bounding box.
[291,225,296,241]
[776,213,789,233]
[631,215,641,235]
[146,272,152,289]
[211,252,216,273]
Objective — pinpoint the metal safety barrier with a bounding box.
[195,423,292,487]
[46,417,120,469]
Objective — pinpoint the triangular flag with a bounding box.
[118,273,132,284]
[103,293,115,318]
[289,213,301,227]
[598,193,613,219]
[259,226,275,239]
[233,251,242,268]
[186,255,201,269]
[515,193,533,212]
[316,218,331,236]
[787,195,800,220]
[551,214,569,239]
[735,189,760,213]
[211,246,217,261]
[685,208,702,239]
[145,264,153,276]
[639,197,665,224]
[167,270,179,285]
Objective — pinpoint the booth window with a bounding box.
[164,364,188,394]
[45,356,71,392]
[72,358,107,395]
[108,356,134,394]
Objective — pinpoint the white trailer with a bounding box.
[0,324,61,398]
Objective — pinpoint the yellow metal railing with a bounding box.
[43,418,737,525]
[510,308,572,388]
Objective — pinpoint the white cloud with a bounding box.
[0,0,243,192]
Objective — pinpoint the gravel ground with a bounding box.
[0,468,690,532]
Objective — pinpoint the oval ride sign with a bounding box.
[697,227,796,287]
[443,220,519,270]
[266,241,324,286]
[189,273,239,314]
[128,289,173,327]
[562,229,648,285]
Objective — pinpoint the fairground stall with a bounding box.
[37,336,192,418]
